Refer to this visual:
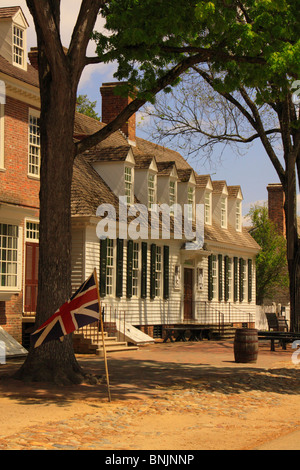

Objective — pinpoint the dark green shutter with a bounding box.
[239,258,244,302]
[99,238,107,297]
[224,256,229,302]
[116,239,123,298]
[141,242,147,299]
[150,244,156,299]
[218,254,223,301]
[248,259,252,302]
[208,255,213,301]
[233,257,238,302]
[126,240,133,298]
[163,245,170,300]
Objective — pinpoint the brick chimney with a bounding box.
[28,46,69,71]
[100,82,136,145]
[267,183,286,237]
[28,47,39,70]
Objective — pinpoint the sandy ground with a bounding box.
[0,340,300,450]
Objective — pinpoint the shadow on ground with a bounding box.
[0,341,299,408]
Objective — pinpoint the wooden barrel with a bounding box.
[234,328,258,363]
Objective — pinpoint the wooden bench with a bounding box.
[258,331,300,351]
[265,313,288,332]
[163,327,212,343]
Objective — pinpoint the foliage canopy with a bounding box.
[248,205,289,304]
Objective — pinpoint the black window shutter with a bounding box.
[126,240,133,298]
[248,259,252,302]
[116,238,123,298]
[163,245,170,300]
[99,238,107,298]
[141,242,147,299]
[239,258,244,302]
[233,257,238,302]
[208,255,213,301]
[218,254,223,301]
[224,256,229,302]
[150,243,156,299]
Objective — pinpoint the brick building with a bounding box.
[0,6,40,343]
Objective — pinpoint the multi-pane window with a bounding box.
[155,246,162,297]
[148,174,155,209]
[125,167,133,204]
[0,224,18,288]
[242,259,247,301]
[13,26,24,67]
[132,242,139,296]
[28,114,40,177]
[106,239,114,296]
[26,222,39,241]
[221,197,227,228]
[169,180,176,214]
[212,255,218,300]
[236,201,241,231]
[228,257,233,301]
[187,186,194,221]
[205,192,211,224]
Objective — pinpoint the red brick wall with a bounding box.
[0,96,40,208]
[0,95,40,344]
[267,184,286,238]
[100,82,136,143]
[0,296,23,343]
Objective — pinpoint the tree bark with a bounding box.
[15,30,85,383]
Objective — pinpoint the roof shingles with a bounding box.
[71,113,259,251]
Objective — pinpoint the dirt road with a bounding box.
[0,340,299,450]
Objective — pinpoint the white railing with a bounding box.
[99,299,255,331]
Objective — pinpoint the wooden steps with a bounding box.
[73,329,139,355]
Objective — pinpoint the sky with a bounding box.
[6,0,299,220]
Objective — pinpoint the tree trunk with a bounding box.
[284,148,299,332]
[15,55,84,384]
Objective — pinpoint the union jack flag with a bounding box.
[31,272,100,349]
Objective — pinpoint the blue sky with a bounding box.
[8,1,298,219]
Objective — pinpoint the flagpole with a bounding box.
[94,268,111,402]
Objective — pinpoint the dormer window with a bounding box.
[13,25,24,67]
[205,192,212,225]
[125,166,133,204]
[236,201,242,231]
[221,197,227,228]
[148,173,156,209]
[187,186,194,221]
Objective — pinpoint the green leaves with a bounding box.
[195,1,215,21]
[248,205,289,304]
[93,0,300,107]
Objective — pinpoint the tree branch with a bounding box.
[192,66,258,129]
[75,52,212,155]
[112,44,265,66]
[68,0,105,79]
[239,86,286,184]
[84,56,105,66]
[26,0,66,74]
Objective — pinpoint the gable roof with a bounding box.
[0,54,39,88]
[212,180,228,193]
[228,185,243,199]
[71,113,259,251]
[134,137,190,170]
[0,6,22,19]
[0,6,29,29]
[177,168,195,183]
